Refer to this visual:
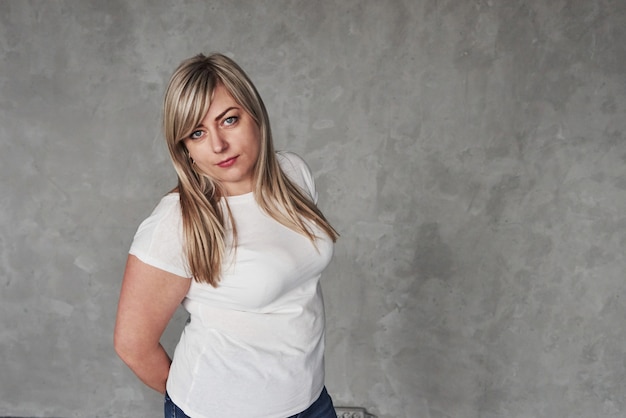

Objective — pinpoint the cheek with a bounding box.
[251,128,263,154]
[185,142,204,161]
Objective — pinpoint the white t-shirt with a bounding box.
[129,152,334,418]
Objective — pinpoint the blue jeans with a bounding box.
[164,391,189,418]
[288,387,337,418]
[164,387,337,418]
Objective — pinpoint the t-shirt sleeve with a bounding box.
[277,151,318,204]
[129,195,191,278]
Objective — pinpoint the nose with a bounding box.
[210,131,228,153]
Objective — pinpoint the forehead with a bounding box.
[205,84,239,116]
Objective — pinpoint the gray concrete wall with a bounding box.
[1,1,625,417]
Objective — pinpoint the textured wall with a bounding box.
[1,1,625,417]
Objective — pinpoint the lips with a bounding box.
[217,156,238,168]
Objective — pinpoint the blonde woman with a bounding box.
[114,53,339,418]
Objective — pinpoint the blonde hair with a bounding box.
[163,53,338,286]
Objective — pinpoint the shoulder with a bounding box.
[129,194,190,278]
[276,151,309,173]
[276,151,318,203]
[135,194,182,233]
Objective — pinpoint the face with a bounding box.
[183,84,261,196]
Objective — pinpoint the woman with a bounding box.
[114,53,339,418]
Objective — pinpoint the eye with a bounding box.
[189,129,204,140]
[223,116,238,126]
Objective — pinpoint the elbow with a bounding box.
[114,326,161,372]
[114,328,140,367]
[114,335,129,364]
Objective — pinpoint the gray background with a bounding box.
[1,1,625,417]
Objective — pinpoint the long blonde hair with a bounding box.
[163,53,338,286]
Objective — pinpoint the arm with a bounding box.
[114,254,191,394]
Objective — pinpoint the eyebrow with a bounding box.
[214,106,239,122]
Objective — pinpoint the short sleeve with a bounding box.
[129,194,191,278]
[277,151,318,204]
